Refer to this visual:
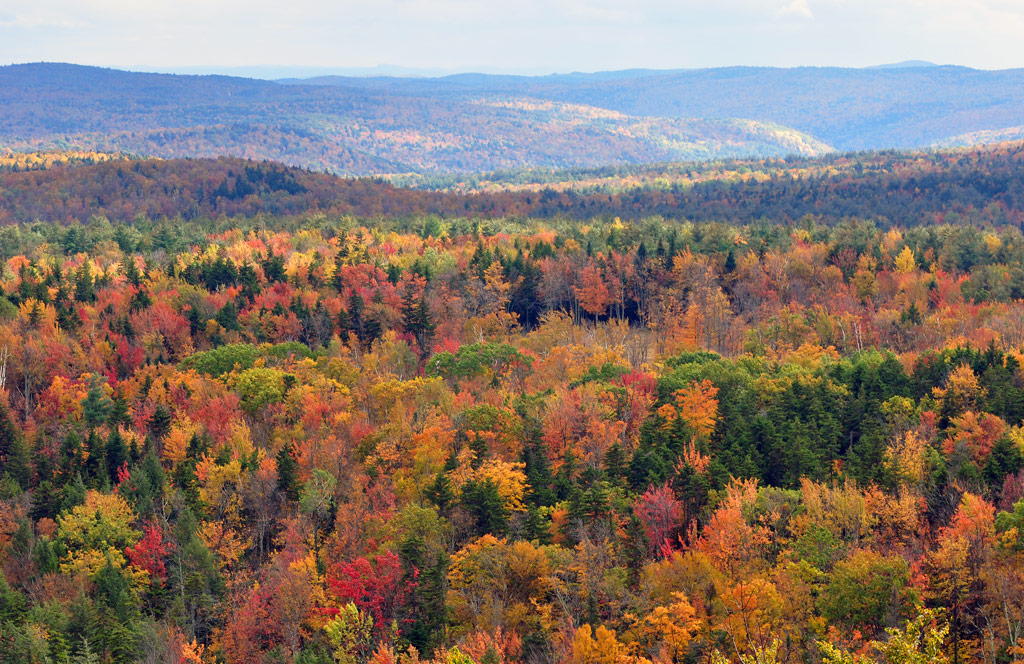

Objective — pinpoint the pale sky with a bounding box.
[2,0,1023,75]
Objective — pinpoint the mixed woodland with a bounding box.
[2,143,1024,228]
[1,147,1024,664]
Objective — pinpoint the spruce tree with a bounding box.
[81,376,111,431]
[148,405,172,441]
[105,429,128,483]
[74,262,96,303]
[276,443,300,501]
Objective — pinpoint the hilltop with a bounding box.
[6,62,1024,177]
[285,64,1024,151]
[0,63,831,176]
[3,142,1024,227]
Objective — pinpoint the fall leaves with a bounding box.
[4,215,1024,664]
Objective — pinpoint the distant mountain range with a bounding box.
[288,65,1024,151]
[2,62,1024,175]
[865,60,938,69]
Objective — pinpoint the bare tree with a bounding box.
[0,345,8,391]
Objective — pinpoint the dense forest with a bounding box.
[3,143,1024,229]
[1,158,1024,664]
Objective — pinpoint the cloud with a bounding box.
[778,0,813,19]
[0,10,85,29]
[2,0,1023,71]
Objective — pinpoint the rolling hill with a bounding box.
[3,142,1024,228]
[290,65,1024,151]
[7,63,1024,177]
[0,63,832,176]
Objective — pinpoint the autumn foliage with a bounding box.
[2,160,1024,664]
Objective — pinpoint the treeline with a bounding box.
[1,215,1024,663]
[0,150,122,174]
[4,143,1024,227]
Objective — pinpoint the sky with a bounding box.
[1,0,1023,76]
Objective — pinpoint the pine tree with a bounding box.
[346,291,365,340]
[30,480,59,521]
[59,473,88,513]
[148,405,172,441]
[60,431,84,478]
[460,479,507,536]
[362,310,383,345]
[0,401,19,463]
[0,569,26,623]
[3,436,32,489]
[74,261,96,303]
[402,289,434,353]
[398,535,446,653]
[425,470,454,515]
[622,514,648,585]
[105,429,128,483]
[81,376,111,430]
[83,430,108,488]
[123,256,141,287]
[276,443,300,501]
[215,301,239,331]
[603,443,627,486]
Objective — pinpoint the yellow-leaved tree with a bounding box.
[894,246,917,273]
[57,490,142,581]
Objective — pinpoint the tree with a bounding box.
[2,435,31,490]
[327,550,411,641]
[57,490,141,580]
[634,484,683,556]
[575,264,613,319]
[894,246,917,273]
[170,512,225,644]
[642,592,701,660]
[276,443,300,502]
[324,603,373,664]
[0,400,18,461]
[74,261,96,303]
[461,478,509,536]
[125,523,168,587]
[401,283,434,354]
[571,624,631,664]
[81,375,112,430]
[819,550,910,630]
[148,405,172,441]
[820,608,951,664]
[300,468,337,571]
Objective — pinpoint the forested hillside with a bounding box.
[3,143,1024,228]
[7,63,1024,178]
[284,64,1024,151]
[0,64,830,176]
[2,143,1024,663]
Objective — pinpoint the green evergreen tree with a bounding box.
[59,473,88,513]
[74,261,96,303]
[2,435,31,490]
[148,405,172,441]
[0,401,18,461]
[425,470,454,515]
[276,443,300,502]
[215,301,240,331]
[401,288,435,353]
[83,429,108,488]
[460,478,507,536]
[105,429,128,483]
